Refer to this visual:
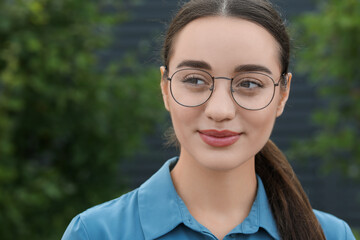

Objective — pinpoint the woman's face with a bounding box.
[161,16,291,171]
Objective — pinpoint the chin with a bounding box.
[194,151,255,172]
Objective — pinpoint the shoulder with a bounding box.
[62,189,145,240]
[314,209,356,240]
[80,188,140,224]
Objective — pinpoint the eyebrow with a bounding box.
[176,60,212,70]
[234,64,272,75]
[176,60,273,75]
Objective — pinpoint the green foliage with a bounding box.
[290,0,360,178]
[0,0,164,239]
[353,228,360,239]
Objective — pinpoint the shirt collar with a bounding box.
[225,176,280,239]
[138,157,280,240]
[138,157,182,240]
[255,176,280,239]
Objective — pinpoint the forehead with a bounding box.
[169,16,281,75]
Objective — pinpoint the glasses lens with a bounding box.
[231,72,275,110]
[170,69,213,107]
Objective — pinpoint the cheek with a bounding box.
[240,84,284,128]
[169,102,199,138]
[241,103,278,139]
[238,109,277,159]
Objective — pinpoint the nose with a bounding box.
[204,80,237,122]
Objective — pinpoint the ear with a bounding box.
[160,66,170,111]
[276,73,292,117]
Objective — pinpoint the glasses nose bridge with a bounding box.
[209,76,232,91]
[208,75,235,104]
[205,76,237,120]
[213,76,232,81]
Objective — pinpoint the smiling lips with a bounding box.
[198,129,242,147]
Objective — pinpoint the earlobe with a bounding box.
[276,73,292,117]
[160,66,170,111]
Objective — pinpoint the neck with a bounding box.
[171,152,257,239]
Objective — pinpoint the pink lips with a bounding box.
[198,129,241,147]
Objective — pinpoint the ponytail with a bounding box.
[255,140,326,239]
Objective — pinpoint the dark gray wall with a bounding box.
[110,0,360,228]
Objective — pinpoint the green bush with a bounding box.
[0,0,164,239]
[353,229,360,239]
[291,0,360,179]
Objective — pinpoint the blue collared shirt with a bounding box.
[62,157,355,240]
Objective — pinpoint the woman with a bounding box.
[62,0,356,239]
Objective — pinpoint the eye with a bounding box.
[238,79,262,89]
[234,78,263,89]
[182,75,210,86]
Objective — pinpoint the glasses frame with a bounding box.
[167,68,284,111]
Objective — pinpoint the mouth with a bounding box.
[198,129,242,147]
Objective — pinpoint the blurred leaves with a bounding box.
[290,0,360,179]
[0,0,164,239]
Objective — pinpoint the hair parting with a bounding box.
[221,0,229,15]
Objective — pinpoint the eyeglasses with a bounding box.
[167,68,283,110]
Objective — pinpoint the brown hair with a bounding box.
[162,0,325,239]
